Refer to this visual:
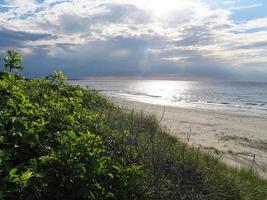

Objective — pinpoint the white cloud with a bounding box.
[241,17,267,30]
[162,56,190,63]
[229,3,262,10]
[3,0,38,17]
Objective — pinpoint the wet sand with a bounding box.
[113,98,267,178]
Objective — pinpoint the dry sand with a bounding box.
[113,98,267,178]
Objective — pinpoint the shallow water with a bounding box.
[70,80,267,116]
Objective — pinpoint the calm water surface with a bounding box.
[70,80,267,116]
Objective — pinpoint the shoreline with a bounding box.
[111,97,267,178]
[94,90,267,118]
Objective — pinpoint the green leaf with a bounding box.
[21,169,33,182]
[8,168,20,183]
[108,173,114,179]
[0,136,3,144]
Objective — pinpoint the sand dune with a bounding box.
[113,98,267,178]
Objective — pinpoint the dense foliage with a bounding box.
[0,51,266,200]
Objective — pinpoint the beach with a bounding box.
[113,98,267,178]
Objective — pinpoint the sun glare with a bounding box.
[137,0,181,16]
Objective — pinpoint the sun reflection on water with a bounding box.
[70,79,267,116]
[127,80,193,105]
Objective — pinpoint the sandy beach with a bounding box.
[113,98,267,178]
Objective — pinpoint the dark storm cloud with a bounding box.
[0,27,53,47]
[23,36,166,77]
[21,35,235,80]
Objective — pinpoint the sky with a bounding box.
[0,0,267,80]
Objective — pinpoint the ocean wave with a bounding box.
[245,102,259,106]
[120,91,162,98]
[220,102,230,105]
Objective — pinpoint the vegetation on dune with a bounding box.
[0,50,266,200]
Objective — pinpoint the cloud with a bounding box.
[0,0,266,80]
[2,0,38,18]
[0,27,53,50]
[229,3,262,10]
[241,17,267,30]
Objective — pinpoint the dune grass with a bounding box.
[104,105,267,200]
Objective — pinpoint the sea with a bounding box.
[70,80,267,117]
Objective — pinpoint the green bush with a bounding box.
[0,71,143,199]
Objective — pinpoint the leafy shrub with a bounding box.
[0,70,143,199]
[0,50,24,73]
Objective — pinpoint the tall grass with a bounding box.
[101,103,267,200]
